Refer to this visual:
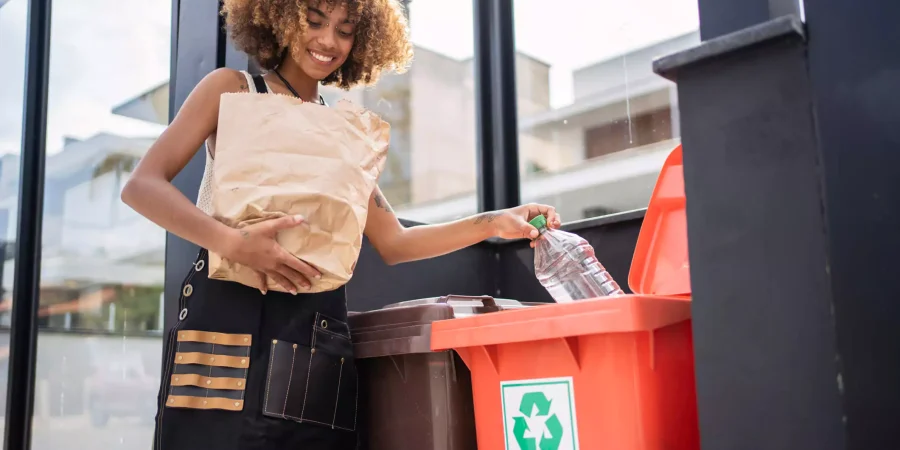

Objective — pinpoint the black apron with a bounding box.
[153,249,357,450]
[154,75,357,449]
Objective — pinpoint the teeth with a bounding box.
[310,51,334,63]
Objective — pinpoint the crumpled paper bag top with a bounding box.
[208,93,389,293]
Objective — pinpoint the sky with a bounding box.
[0,0,700,157]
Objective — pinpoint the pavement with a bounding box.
[27,415,153,450]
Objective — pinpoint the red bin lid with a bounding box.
[628,144,691,297]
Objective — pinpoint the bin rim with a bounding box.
[350,295,519,358]
[430,295,691,351]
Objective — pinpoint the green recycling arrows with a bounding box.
[519,392,553,416]
[513,417,537,450]
[502,378,578,450]
[512,391,564,450]
[541,412,564,450]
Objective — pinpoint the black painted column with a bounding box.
[219,0,249,71]
[473,0,520,212]
[656,19,846,448]
[655,5,900,448]
[164,0,250,336]
[803,0,900,448]
[697,0,802,39]
[4,0,51,448]
[162,0,222,344]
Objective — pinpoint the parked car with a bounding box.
[84,357,158,427]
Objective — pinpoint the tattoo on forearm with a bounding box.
[374,193,393,212]
[473,212,500,225]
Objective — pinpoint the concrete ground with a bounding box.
[23,415,153,450]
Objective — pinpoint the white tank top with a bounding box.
[195,71,326,215]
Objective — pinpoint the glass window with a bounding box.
[514,0,700,221]
[0,0,28,438]
[321,1,478,223]
[29,0,171,447]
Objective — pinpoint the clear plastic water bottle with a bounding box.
[530,215,625,302]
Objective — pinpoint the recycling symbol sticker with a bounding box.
[501,377,579,450]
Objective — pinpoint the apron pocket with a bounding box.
[262,313,358,431]
[165,330,252,411]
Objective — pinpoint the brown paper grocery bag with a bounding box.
[208,93,389,293]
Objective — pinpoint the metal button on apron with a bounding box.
[179,308,188,320]
[182,284,193,297]
[194,259,205,271]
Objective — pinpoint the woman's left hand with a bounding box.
[486,203,562,245]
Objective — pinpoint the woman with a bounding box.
[122,1,561,449]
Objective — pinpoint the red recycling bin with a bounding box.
[432,145,698,450]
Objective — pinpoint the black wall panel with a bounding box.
[805,0,900,447]
[162,0,227,354]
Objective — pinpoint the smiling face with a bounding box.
[224,0,413,90]
[297,2,357,80]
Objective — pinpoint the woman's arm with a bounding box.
[121,68,319,293]
[122,68,242,252]
[363,186,562,265]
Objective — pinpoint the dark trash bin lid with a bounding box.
[349,295,525,359]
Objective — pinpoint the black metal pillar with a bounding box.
[657,20,847,448]
[218,0,249,70]
[804,0,900,447]
[472,0,495,212]
[163,0,218,345]
[162,0,234,364]
[4,0,51,449]
[655,17,846,449]
[656,1,900,446]
[488,0,520,210]
[697,0,802,40]
[473,0,519,212]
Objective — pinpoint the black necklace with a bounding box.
[273,68,324,105]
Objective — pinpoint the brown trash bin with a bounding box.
[349,295,525,450]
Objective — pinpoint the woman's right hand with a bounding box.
[219,215,321,294]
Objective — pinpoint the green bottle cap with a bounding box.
[529,214,548,230]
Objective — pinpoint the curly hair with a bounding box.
[221,0,414,89]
